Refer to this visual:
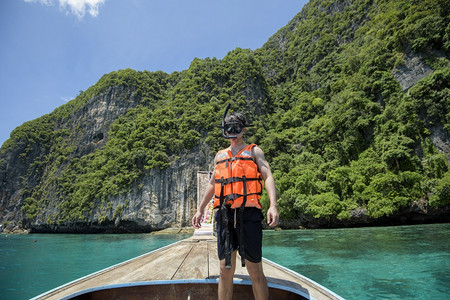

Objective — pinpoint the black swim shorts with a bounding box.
[216,206,264,264]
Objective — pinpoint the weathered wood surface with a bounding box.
[34,226,342,300]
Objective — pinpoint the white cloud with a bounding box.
[59,0,105,19]
[25,0,54,5]
[24,0,105,19]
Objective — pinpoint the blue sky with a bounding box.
[0,0,308,147]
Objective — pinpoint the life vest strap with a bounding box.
[215,177,260,185]
[214,192,262,202]
[239,176,247,267]
[219,177,232,270]
[216,156,254,165]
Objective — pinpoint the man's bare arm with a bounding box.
[253,146,279,227]
[192,176,214,229]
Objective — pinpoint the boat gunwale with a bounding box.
[58,278,313,300]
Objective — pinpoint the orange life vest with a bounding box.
[213,144,263,209]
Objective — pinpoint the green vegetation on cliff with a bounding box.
[1,0,448,226]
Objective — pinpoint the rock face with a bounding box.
[392,50,434,92]
[0,85,214,233]
[429,125,450,162]
[30,149,210,233]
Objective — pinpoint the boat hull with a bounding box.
[64,279,308,300]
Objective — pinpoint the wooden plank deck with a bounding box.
[33,226,343,300]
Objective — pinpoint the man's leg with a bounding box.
[245,259,269,300]
[218,250,237,300]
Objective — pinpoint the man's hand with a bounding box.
[266,206,279,227]
[192,211,204,229]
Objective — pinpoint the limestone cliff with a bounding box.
[0,82,213,233]
[30,148,210,233]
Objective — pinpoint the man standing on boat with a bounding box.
[192,106,279,300]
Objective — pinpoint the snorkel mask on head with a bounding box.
[220,104,247,139]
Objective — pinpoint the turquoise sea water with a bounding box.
[0,223,449,299]
[0,233,190,299]
[263,224,450,299]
